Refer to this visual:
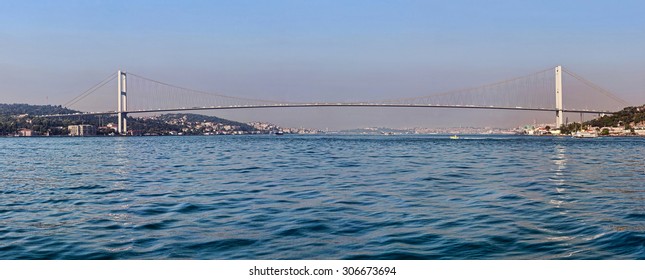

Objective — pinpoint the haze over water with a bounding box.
[1,135,643,259]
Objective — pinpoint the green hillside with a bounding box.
[0,103,259,135]
[585,104,645,128]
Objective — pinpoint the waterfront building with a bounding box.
[68,125,96,136]
[18,128,36,137]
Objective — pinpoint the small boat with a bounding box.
[450,135,459,139]
[275,131,284,135]
[573,131,598,138]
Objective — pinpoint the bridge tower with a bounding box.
[117,70,127,135]
[555,65,564,128]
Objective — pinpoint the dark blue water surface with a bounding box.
[0,135,643,259]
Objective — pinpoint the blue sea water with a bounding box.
[0,135,643,259]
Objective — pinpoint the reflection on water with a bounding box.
[551,144,568,206]
[0,135,643,259]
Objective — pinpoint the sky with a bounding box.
[1,0,643,129]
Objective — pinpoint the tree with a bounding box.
[559,122,583,135]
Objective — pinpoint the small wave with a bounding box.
[185,238,257,251]
[175,203,204,214]
[138,221,168,230]
[66,184,104,190]
[346,251,431,260]
[383,233,442,246]
[276,224,332,237]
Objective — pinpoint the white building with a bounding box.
[68,125,96,136]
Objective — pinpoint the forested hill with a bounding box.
[156,113,254,130]
[585,104,645,128]
[0,103,99,135]
[0,103,259,135]
[0,103,78,116]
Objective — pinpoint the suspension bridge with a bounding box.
[44,65,629,135]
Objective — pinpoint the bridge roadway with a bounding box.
[38,103,613,118]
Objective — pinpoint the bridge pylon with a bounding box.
[555,65,564,128]
[117,70,127,135]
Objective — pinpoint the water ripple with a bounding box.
[0,135,643,259]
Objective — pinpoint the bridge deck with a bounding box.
[38,103,614,118]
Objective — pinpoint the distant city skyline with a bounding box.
[1,0,643,129]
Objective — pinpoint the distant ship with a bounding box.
[450,135,460,139]
[573,131,598,138]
